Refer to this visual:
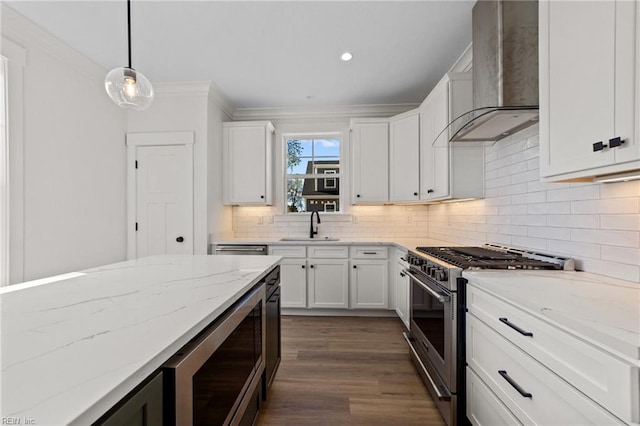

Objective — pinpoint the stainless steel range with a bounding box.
[402,244,573,426]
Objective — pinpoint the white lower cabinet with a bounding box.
[271,244,392,310]
[395,261,409,329]
[466,281,632,426]
[350,260,388,309]
[279,258,307,308]
[466,368,522,426]
[308,259,349,308]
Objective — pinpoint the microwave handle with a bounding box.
[403,270,450,303]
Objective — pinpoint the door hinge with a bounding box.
[135,160,138,169]
[135,222,138,231]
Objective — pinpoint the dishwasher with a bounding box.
[213,244,268,255]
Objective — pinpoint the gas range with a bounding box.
[403,244,574,426]
[406,244,574,291]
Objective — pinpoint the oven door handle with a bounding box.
[403,270,450,303]
[403,332,452,401]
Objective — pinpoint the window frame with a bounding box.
[282,133,343,215]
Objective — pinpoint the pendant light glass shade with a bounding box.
[105,67,154,110]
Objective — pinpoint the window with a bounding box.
[285,136,341,213]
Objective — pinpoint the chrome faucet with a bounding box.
[310,211,321,238]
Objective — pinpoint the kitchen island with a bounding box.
[0,254,281,425]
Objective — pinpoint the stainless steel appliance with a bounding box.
[163,283,265,426]
[403,244,572,426]
[262,267,281,399]
[213,244,268,255]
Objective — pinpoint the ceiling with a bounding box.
[5,1,474,109]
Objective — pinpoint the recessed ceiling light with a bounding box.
[341,52,353,62]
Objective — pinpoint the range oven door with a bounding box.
[405,269,455,393]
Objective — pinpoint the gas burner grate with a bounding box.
[415,246,564,270]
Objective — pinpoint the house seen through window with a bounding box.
[286,137,341,213]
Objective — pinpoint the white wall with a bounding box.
[428,125,640,283]
[2,6,128,282]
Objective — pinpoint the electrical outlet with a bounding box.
[268,215,274,224]
[257,216,264,225]
[352,216,358,224]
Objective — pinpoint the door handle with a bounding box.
[176,236,184,243]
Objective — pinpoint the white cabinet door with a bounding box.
[395,262,409,329]
[420,72,481,201]
[389,110,420,202]
[467,368,522,426]
[223,121,274,204]
[308,259,349,308]
[279,259,307,308]
[540,1,637,179]
[350,260,388,309]
[351,119,389,203]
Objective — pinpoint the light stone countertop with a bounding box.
[463,270,640,362]
[211,237,457,252]
[0,254,282,425]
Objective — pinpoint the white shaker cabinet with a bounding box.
[349,246,389,309]
[350,119,389,203]
[420,72,483,201]
[308,259,349,308]
[389,110,420,202]
[539,1,640,180]
[223,121,274,204]
[278,258,308,308]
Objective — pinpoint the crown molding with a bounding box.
[233,103,419,122]
[208,81,236,119]
[152,81,211,96]
[449,43,472,73]
[1,4,107,81]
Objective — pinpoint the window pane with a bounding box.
[313,139,340,157]
[286,139,312,172]
[288,158,313,175]
[287,178,340,213]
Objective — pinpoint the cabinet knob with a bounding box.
[353,265,357,269]
[593,141,607,152]
[310,264,314,268]
[609,137,624,148]
[427,189,434,194]
[413,192,418,196]
[301,265,305,269]
[400,272,406,277]
[260,195,265,199]
[176,236,184,243]
[356,194,361,198]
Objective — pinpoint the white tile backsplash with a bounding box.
[428,126,640,283]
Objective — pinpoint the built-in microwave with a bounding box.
[163,283,265,426]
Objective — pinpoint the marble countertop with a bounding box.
[0,254,281,425]
[211,237,457,251]
[463,270,640,362]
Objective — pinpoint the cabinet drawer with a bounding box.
[269,246,306,258]
[467,284,638,423]
[350,246,388,259]
[308,246,348,259]
[467,367,522,426]
[467,315,624,425]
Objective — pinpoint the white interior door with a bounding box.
[135,144,193,257]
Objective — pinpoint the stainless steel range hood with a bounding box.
[450,0,539,143]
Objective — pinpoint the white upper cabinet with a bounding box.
[420,72,483,201]
[389,110,420,202]
[350,119,389,203]
[540,1,640,180]
[223,121,274,205]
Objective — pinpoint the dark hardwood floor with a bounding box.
[257,316,445,425]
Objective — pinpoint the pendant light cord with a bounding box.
[127,0,132,69]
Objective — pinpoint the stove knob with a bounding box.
[420,264,428,273]
[429,267,437,278]
[436,269,448,282]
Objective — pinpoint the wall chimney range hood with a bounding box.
[450,0,539,143]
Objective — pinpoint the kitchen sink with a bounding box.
[279,237,340,242]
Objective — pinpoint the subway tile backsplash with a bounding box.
[428,125,640,283]
[232,125,640,282]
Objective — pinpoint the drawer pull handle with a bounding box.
[498,370,532,398]
[363,251,377,255]
[499,317,533,337]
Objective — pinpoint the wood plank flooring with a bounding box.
[257,316,445,426]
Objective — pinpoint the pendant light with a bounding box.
[105,0,154,110]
